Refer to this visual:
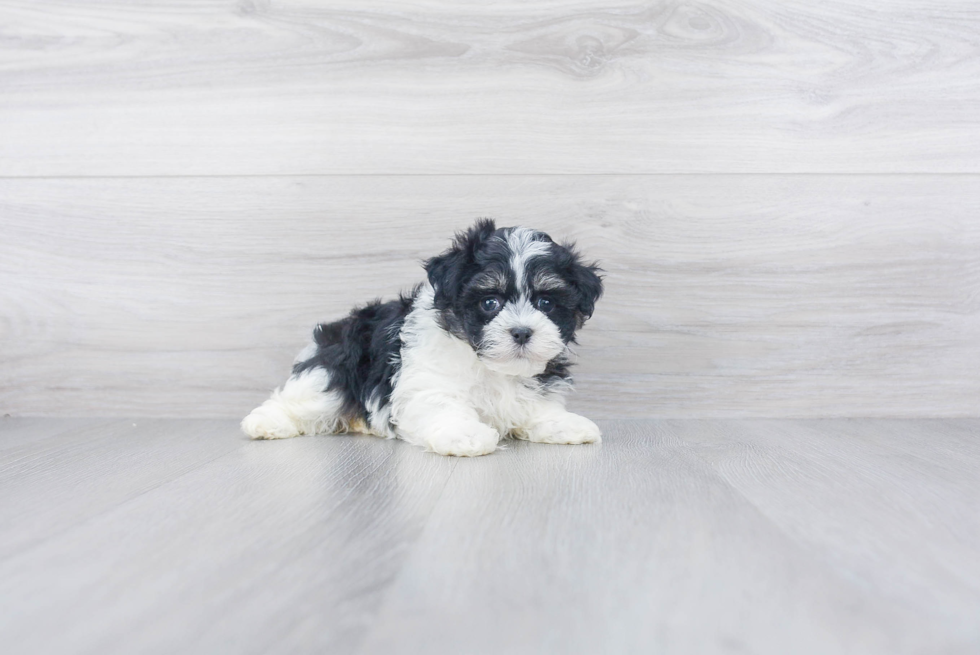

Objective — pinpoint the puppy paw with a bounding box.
[521,412,601,445]
[423,422,500,457]
[241,404,300,439]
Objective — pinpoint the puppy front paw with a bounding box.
[521,412,601,445]
[423,421,500,457]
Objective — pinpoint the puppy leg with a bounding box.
[395,398,500,457]
[241,367,346,439]
[516,400,601,445]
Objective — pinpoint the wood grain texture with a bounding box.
[0,419,241,559]
[2,175,978,418]
[0,426,457,655]
[675,419,980,643]
[1,1,980,175]
[361,419,980,654]
[0,419,977,654]
[0,417,117,452]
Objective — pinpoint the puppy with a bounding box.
[241,218,603,457]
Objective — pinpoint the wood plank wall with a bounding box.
[1,1,978,418]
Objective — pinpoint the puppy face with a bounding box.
[425,219,603,377]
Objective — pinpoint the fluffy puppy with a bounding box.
[241,218,603,457]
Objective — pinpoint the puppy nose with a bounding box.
[510,327,533,345]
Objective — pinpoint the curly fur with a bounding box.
[242,219,603,457]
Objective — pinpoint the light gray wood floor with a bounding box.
[1,418,977,654]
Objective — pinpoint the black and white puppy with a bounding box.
[241,218,603,457]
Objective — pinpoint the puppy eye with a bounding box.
[480,296,501,313]
[536,297,554,313]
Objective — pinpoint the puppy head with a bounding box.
[425,218,603,376]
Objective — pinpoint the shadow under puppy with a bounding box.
[242,218,603,456]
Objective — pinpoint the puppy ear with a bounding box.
[425,218,497,306]
[560,242,603,323]
[571,261,604,321]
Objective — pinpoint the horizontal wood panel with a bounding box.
[1,0,980,175]
[1,175,977,418]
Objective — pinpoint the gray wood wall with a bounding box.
[2,1,978,418]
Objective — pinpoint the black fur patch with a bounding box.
[293,287,420,423]
[535,352,574,389]
[424,219,603,353]
[291,219,602,428]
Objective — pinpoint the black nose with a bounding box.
[510,327,533,345]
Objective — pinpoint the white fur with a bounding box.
[364,389,396,438]
[514,402,602,445]
[388,285,600,456]
[241,283,600,455]
[242,225,600,456]
[241,367,348,439]
[479,298,564,377]
[507,227,552,290]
